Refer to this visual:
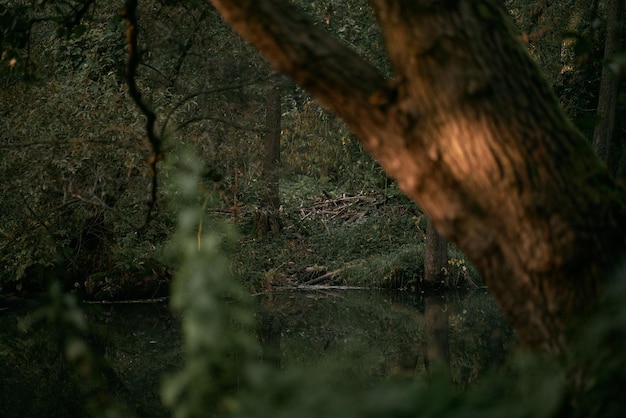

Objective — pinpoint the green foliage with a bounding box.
[282,102,386,188]
[160,149,259,417]
[1,0,463,297]
[0,0,280,294]
[0,1,166,293]
[0,67,158,290]
[343,243,425,289]
[234,179,481,291]
[0,4,35,79]
[294,0,390,74]
[504,0,610,138]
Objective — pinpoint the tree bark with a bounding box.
[210,0,626,353]
[262,80,282,210]
[424,218,448,288]
[592,0,624,172]
[260,78,282,234]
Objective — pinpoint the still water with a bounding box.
[0,288,514,417]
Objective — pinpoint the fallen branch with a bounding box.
[251,284,368,296]
[82,297,169,304]
[301,267,344,286]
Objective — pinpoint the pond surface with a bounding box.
[0,288,514,417]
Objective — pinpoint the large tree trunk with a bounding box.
[210,0,626,353]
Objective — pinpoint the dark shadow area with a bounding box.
[0,289,514,417]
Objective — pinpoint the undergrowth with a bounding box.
[232,174,481,291]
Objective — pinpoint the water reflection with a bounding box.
[255,289,514,385]
[0,289,514,417]
[424,294,451,374]
[0,301,181,418]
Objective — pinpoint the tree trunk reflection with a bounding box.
[258,311,282,367]
[424,293,450,376]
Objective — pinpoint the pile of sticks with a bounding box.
[299,192,379,223]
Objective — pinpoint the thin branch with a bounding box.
[176,116,266,135]
[138,61,170,83]
[122,0,161,227]
[160,76,275,137]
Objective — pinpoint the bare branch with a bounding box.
[122,0,161,227]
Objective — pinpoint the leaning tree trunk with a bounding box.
[211,0,626,354]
